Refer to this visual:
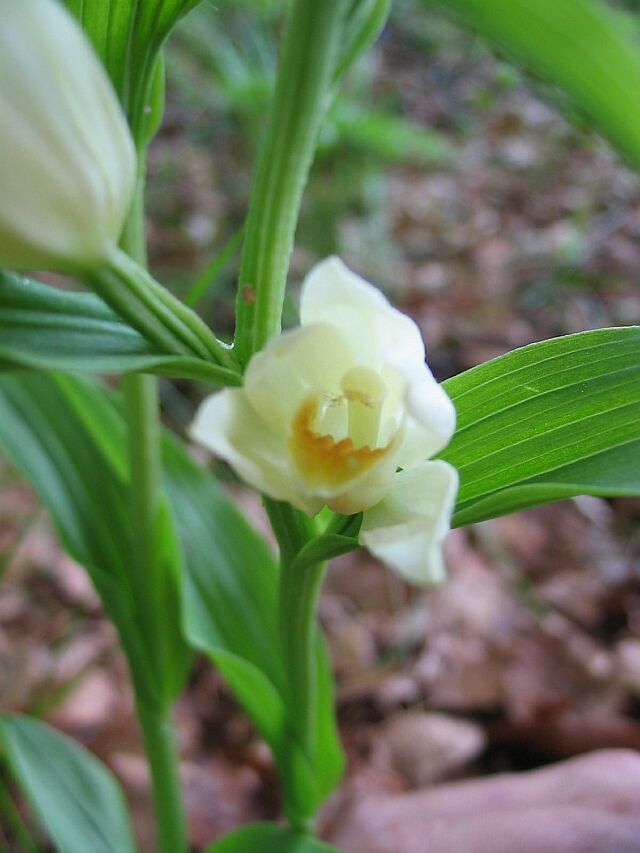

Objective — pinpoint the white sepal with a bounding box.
[360,461,459,585]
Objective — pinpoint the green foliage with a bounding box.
[0,374,190,708]
[169,4,276,126]
[436,0,640,169]
[63,0,200,144]
[170,2,443,166]
[337,0,391,80]
[208,823,346,853]
[291,535,360,572]
[327,97,451,164]
[165,437,344,819]
[0,715,137,853]
[441,327,640,525]
[0,271,238,385]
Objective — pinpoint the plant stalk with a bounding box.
[239,0,354,828]
[120,162,188,853]
[122,372,163,657]
[265,499,326,831]
[136,702,188,853]
[280,556,327,768]
[234,0,351,366]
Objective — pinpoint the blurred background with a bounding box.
[1,0,640,848]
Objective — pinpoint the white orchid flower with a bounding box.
[192,258,458,584]
[0,0,135,272]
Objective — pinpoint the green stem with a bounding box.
[234,0,351,366]
[280,558,327,763]
[122,372,163,656]
[120,174,188,853]
[265,499,326,832]
[136,703,188,853]
[121,384,188,853]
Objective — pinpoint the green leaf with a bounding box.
[207,822,346,853]
[441,327,640,525]
[331,99,451,164]
[0,271,239,386]
[0,374,189,706]
[436,0,640,170]
[0,715,137,853]
[63,0,200,143]
[292,535,359,572]
[164,439,344,816]
[336,0,391,80]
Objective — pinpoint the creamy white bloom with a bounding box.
[0,0,135,271]
[192,257,458,584]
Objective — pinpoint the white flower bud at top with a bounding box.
[191,257,459,585]
[0,0,136,272]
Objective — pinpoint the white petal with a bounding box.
[360,461,458,585]
[300,257,425,372]
[301,258,456,465]
[397,375,457,466]
[190,389,322,515]
[0,0,135,271]
[244,322,353,436]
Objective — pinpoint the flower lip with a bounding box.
[287,358,406,496]
[289,388,396,490]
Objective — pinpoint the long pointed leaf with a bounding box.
[436,0,640,170]
[441,327,640,525]
[0,715,137,853]
[0,374,189,706]
[0,271,238,385]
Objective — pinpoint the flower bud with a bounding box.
[0,0,136,272]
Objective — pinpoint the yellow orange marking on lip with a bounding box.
[290,396,390,487]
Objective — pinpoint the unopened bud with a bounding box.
[0,0,136,272]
